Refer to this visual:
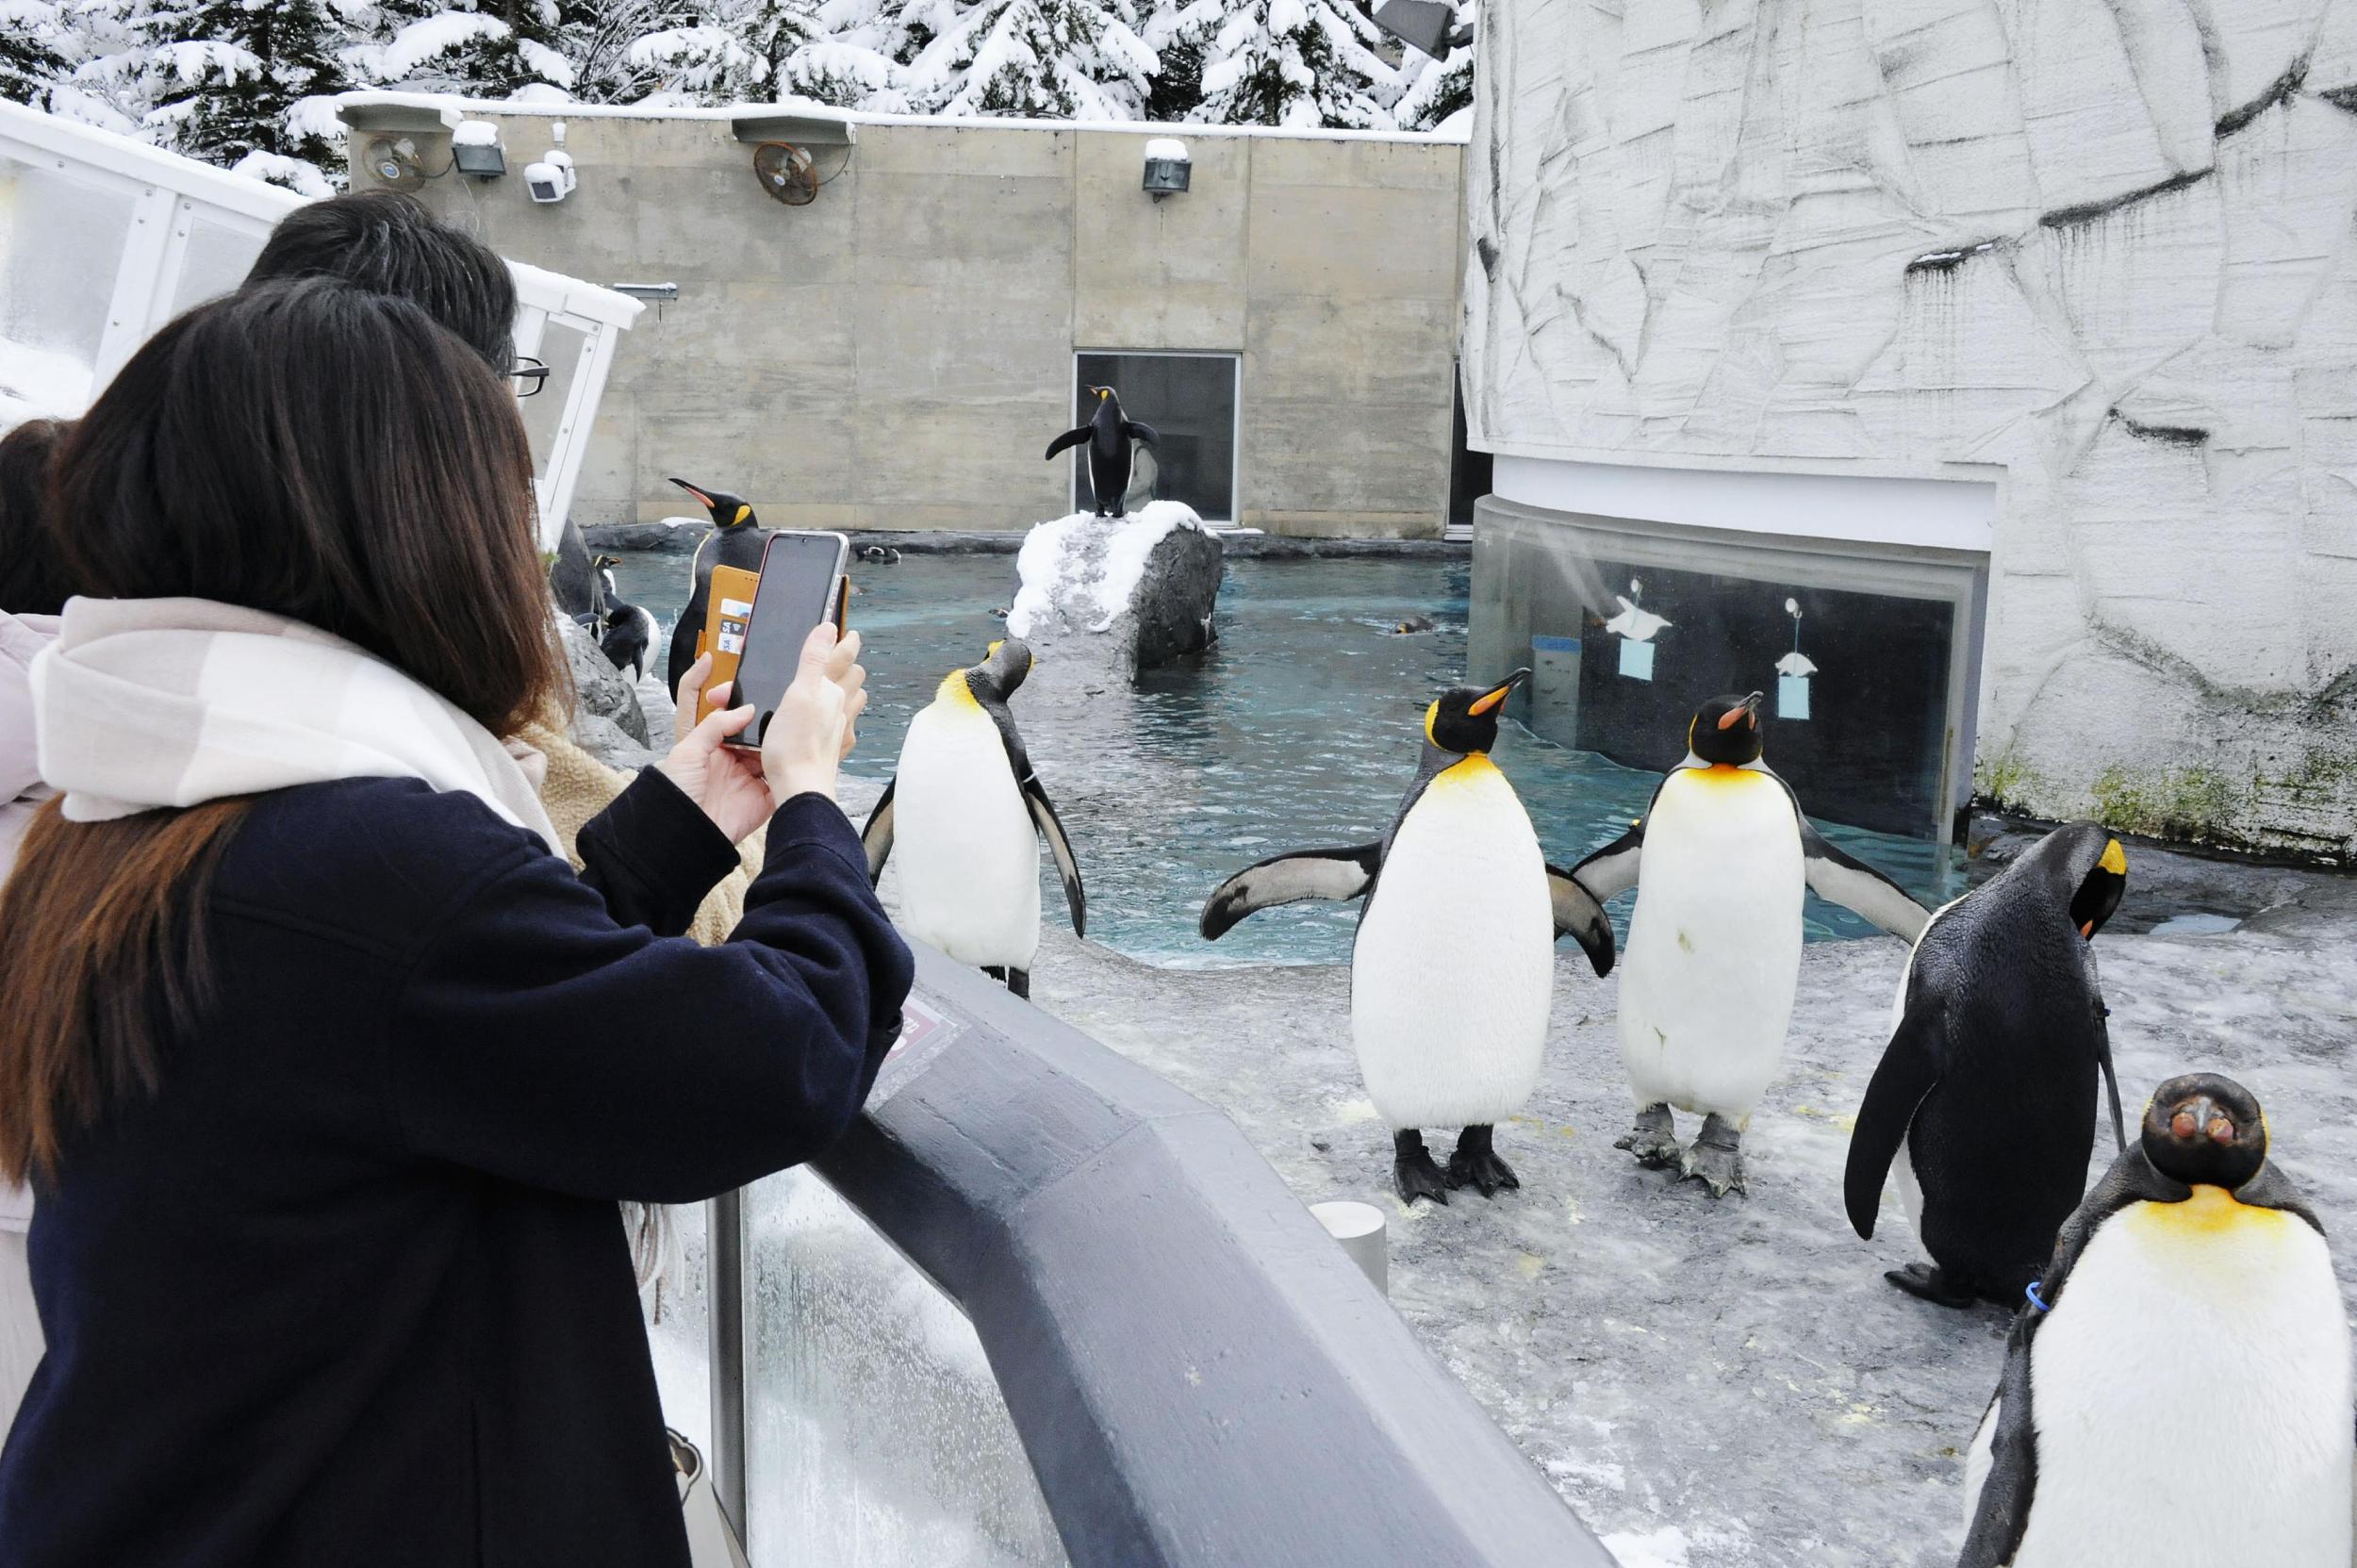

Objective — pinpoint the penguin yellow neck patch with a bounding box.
[2128,1183,2285,1236]
[1433,754,1501,789]
[937,670,981,710]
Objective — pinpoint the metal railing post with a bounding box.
[707,1186,748,1542]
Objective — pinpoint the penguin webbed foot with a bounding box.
[1393,1130,1450,1206]
[1883,1263,1986,1310]
[1445,1126,1519,1198]
[1613,1104,1682,1169]
[1680,1114,1746,1197]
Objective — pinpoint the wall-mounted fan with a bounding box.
[752,141,818,206]
[367,136,427,191]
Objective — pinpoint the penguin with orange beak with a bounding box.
[665,476,770,694]
[1569,691,1930,1197]
[1200,671,1617,1204]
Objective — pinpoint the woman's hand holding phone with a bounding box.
[760,622,867,803]
[659,652,778,844]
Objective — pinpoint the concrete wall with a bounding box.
[1464,0,2357,856]
[349,108,1463,537]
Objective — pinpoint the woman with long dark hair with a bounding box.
[0,279,913,1565]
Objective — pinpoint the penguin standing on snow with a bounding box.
[1958,1073,2352,1566]
[665,477,770,695]
[860,639,1084,999]
[1199,671,1617,1204]
[591,554,660,683]
[1046,386,1158,518]
[1570,692,1930,1197]
[1844,825,2130,1307]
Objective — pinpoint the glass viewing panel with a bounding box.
[743,1168,1067,1568]
[166,209,270,319]
[0,152,129,426]
[1073,352,1237,521]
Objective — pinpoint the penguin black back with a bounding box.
[1045,386,1159,519]
[665,475,770,692]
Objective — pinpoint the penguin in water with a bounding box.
[1844,825,2130,1308]
[665,477,770,695]
[860,639,1084,999]
[1046,386,1158,518]
[1199,672,1617,1204]
[1570,693,1930,1197]
[591,554,659,683]
[1958,1074,2352,1567]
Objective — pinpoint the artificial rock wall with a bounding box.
[1466,0,2357,856]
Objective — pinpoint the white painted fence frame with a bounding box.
[0,99,639,548]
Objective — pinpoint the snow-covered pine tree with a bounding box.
[1,1,72,108]
[140,0,355,192]
[370,0,576,102]
[896,0,1156,120]
[1195,0,1396,129]
[1139,0,1217,122]
[1389,0,1469,132]
[736,0,900,107]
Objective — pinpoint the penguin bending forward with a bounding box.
[591,554,659,682]
[1845,825,2130,1308]
[1199,670,1617,1204]
[1046,386,1158,518]
[860,639,1084,999]
[1570,693,1931,1197]
[665,476,770,695]
[1958,1074,2352,1567]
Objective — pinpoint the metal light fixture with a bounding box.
[451,119,506,178]
[1142,138,1190,200]
[1372,0,1473,59]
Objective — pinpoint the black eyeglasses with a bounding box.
[511,355,552,398]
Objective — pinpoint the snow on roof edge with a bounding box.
[334,91,1472,147]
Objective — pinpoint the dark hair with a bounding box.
[0,419,75,616]
[0,279,559,1182]
[245,190,519,372]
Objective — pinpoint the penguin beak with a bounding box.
[1718,692,1764,730]
[668,476,716,510]
[1467,668,1530,717]
[2165,1096,2238,1149]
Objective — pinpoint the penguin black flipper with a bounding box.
[1544,865,1616,977]
[1959,1315,2040,1568]
[1569,818,1645,902]
[1800,820,1932,942]
[1199,846,1382,940]
[1044,427,1090,460]
[1023,776,1087,937]
[1843,995,1947,1239]
[1122,421,1159,448]
[860,777,897,884]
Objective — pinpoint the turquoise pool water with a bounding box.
[603,550,1958,968]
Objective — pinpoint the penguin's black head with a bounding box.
[969,637,1033,701]
[2052,823,2128,939]
[1426,669,1528,754]
[2140,1073,2267,1191]
[1688,692,1765,766]
[591,553,622,571]
[1088,385,1121,416]
[669,476,757,530]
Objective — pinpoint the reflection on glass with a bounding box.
[743,1169,1067,1568]
[0,153,129,423]
[643,1198,712,1455]
[166,211,269,318]
[1072,352,1237,520]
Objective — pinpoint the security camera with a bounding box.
[524,120,576,204]
[524,150,575,204]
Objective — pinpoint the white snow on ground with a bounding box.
[0,337,94,429]
[1008,501,1201,639]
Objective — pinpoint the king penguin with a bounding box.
[1570,692,1931,1197]
[1958,1073,2352,1567]
[1199,671,1616,1204]
[665,476,770,695]
[1045,386,1158,518]
[1844,824,2130,1307]
[860,639,1084,999]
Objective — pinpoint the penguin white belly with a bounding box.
[1352,759,1553,1131]
[1617,768,1805,1122]
[2015,1192,2353,1567]
[890,704,1041,970]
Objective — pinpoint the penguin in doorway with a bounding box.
[1958,1074,2352,1566]
[591,554,660,683]
[1046,386,1158,518]
[665,477,770,695]
[1569,692,1930,1197]
[860,639,1084,999]
[1199,672,1617,1204]
[1844,824,2129,1308]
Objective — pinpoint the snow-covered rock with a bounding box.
[1006,500,1222,675]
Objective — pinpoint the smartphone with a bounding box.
[725,531,850,750]
[696,565,761,724]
